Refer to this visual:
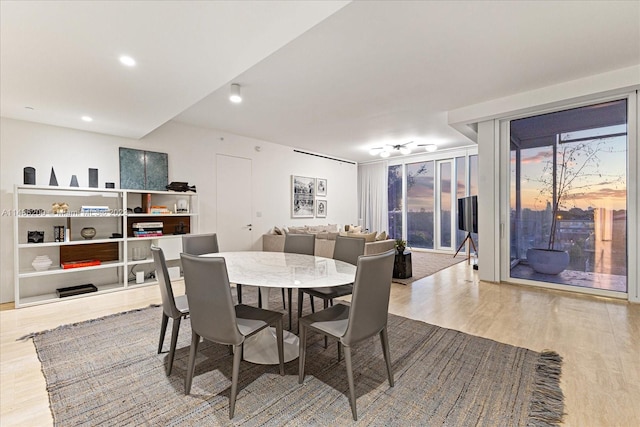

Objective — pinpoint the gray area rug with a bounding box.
[30,300,564,426]
[393,251,467,285]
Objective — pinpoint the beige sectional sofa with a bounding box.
[262,232,395,258]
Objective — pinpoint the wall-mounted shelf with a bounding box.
[13,185,198,307]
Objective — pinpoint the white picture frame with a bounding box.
[316,199,327,218]
[316,178,327,197]
[292,175,315,218]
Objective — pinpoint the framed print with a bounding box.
[292,175,315,218]
[316,178,327,196]
[316,199,327,218]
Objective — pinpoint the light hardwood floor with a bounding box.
[1,262,638,426]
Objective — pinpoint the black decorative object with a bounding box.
[173,222,187,234]
[56,284,98,298]
[105,182,115,189]
[70,175,79,187]
[49,167,58,186]
[24,167,36,185]
[133,207,143,214]
[28,230,45,243]
[111,233,123,238]
[89,168,98,188]
[166,181,196,192]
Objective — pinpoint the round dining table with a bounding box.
[202,251,357,364]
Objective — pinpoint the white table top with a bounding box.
[202,251,356,288]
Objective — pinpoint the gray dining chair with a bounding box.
[181,253,285,419]
[298,249,395,421]
[283,233,315,330]
[297,235,364,324]
[182,232,248,304]
[151,246,189,376]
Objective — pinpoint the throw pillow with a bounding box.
[362,231,377,243]
[273,226,283,235]
[348,225,362,234]
[376,231,387,241]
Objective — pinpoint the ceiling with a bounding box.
[2,1,639,164]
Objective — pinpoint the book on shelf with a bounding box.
[81,205,110,214]
[133,231,163,237]
[132,222,164,229]
[61,259,101,269]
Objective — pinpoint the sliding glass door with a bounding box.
[387,149,478,252]
[508,99,628,293]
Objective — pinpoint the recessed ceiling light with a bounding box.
[119,56,136,67]
[82,116,93,122]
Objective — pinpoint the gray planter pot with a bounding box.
[526,248,570,275]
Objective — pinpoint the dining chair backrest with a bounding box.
[283,233,315,256]
[151,246,181,319]
[180,253,244,346]
[342,249,395,346]
[333,235,365,266]
[182,233,219,256]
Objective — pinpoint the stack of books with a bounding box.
[81,205,109,215]
[132,222,163,237]
[149,205,171,215]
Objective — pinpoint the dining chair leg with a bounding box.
[258,289,262,308]
[275,318,285,376]
[323,299,329,348]
[158,313,169,354]
[298,325,307,384]
[297,290,304,333]
[287,288,293,331]
[310,296,315,313]
[167,317,182,375]
[343,346,358,421]
[229,344,243,419]
[337,341,342,362]
[380,327,395,387]
[237,284,243,304]
[281,288,286,309]
[185,332,200,395]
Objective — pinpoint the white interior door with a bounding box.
[216,154,253,251]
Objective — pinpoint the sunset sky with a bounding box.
[513,135,627,211]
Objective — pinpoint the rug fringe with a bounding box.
[527,350,565,426]
[16,304,161,341]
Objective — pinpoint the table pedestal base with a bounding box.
[243,327,299,364]
[243,286,299,364]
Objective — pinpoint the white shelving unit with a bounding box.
[13,185,198,307]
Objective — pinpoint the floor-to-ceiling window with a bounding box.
[508,99,628,292]
[405,160,435,248]
[387,148,478,251]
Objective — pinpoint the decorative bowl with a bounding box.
[80,227,97,240]
[32,255,52,271]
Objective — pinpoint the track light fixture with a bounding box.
[229,83,242,103]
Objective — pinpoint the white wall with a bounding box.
[0,118,357,303]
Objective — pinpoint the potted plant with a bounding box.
[395,238,406,254]
[526,137,621,274]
